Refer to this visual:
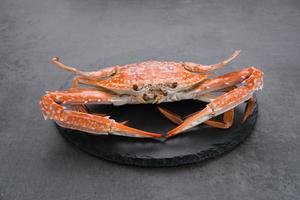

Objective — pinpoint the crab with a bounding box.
[40,50,263,139]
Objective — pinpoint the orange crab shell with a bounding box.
[89,61,209,93]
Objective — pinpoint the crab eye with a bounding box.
[132,84,139,91]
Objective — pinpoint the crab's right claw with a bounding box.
[112,121,162,138]
[41,90,162,139]
[167,67,263,138]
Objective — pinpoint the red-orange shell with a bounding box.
[95,61,208,92]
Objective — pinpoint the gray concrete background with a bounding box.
[0,0,299,199]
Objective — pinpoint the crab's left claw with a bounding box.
[167,67,263,138]
[112,122,162,138]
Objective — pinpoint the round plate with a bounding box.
[57,79,258,167]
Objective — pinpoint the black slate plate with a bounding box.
[56,78,258,167]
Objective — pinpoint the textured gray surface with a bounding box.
[0,0,299,199]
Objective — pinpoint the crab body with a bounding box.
[78,61,209,104]
[40,50,264,139]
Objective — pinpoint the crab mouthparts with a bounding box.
[132,83,177,103]
[142,90,167,102]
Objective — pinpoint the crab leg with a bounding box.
[52,57,119,113]
[167,67,263,138]
[196,87,235,128]
[158,92,235,129]
[242,96,256,123]
[157,107,184,125]
[186,68,252,98]
[182,50,241,73]
[202,109,234,128]
[40,88,161,138]
[69,77,103,113]
[52,57,118,78]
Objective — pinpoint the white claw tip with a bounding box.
[52,57,59,62]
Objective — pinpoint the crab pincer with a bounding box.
[167,67,263,138]
[40,90,161,138]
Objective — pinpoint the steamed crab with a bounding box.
[40,50,263,139]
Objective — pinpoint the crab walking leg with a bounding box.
[52,55,117,113]
[69,76,120,112]
[158,94,217,124]
[242,96,256,123]
[158,106,234,128]
[196,87,236,129]
[40,89,161,138]
[69,78,89,113]
[202,109,234,128]
[69,77,101,113]
[167,67,263,137]
[158,93,235,128]
[157,107,184,125]
[52,57,118,78]
[182,50,241,73]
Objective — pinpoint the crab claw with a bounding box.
[41,90,162,139]
[112,122,162,138]
[167,107,212,138]
[167,66,263,138]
